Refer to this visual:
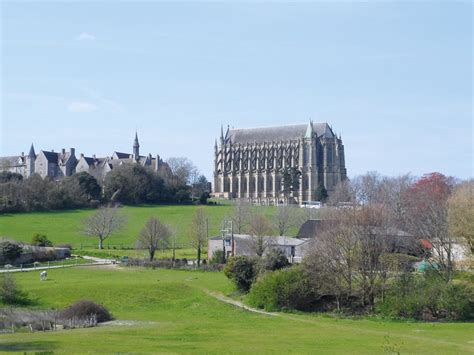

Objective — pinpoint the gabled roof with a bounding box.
[226,122,334,144]
[113,152,131,159]
[41,151,59,163]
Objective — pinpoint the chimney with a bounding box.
[21,152,24,157]
[70,148,75,157]
[93,154,96,159]
[80,153,84,158]
[61,148,66,155]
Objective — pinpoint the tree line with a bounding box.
[0,157,210,213]
[224,172,473,321]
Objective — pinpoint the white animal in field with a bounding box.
[40,271,47,281]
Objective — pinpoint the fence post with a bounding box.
[20,264,22,272]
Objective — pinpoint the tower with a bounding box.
[133,131,140,161]
[26,143,36,178]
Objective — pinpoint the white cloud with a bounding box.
[67,101,98,113]
[76,32,96,41]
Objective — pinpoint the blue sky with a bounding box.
[1,1,472,180]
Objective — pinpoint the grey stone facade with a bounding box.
[0,133,166,183]
[213,121,347,204]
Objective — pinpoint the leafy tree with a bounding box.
[83,208,127,249]
[31,234,53,247]
[224,256,257,292]
[281,167,301,201]
[73,172,102,201]
[0,171,23,183]
[314,182,328,202]
[137,217,172,261]
[260,248,290,272]
[0,240,22,262]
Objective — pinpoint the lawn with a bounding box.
[1,266,472,353]
[0,204,236,248]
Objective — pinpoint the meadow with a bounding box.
[1,266,473,353]
[0,204,237,249]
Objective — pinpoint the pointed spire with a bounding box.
[214,139,218,152]
[28,143,36,158]
[133,131,140,148]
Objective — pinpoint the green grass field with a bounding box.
[0,204,237,249]
[1,266,473,353]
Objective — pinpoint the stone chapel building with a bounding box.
[213,121,347,205]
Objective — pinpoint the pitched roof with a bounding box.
[297,219,334,239]
[41,151,59,163]
[226,122,334,144]
[210,234,306,247]
[113,152,131,159]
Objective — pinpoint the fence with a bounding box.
[0,257,99,273]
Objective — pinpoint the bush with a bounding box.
[60,300,113,324]
[259,249,290,272]
[378,272,474,321]
[248,266,317,312]
[224,256,257,292]
[209,250,226,265]
[0,273,29,305]
[0,240,22,263]
[31,234,53,247]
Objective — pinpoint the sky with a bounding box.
[1,1,472,180]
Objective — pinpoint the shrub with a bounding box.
[259,249,290,272]
[248,266,317,312]
[378,272,474,321]
[224,256,257,292]
[0,273,29,305]
[209,250,226,265]
[60,300,113,324]
[0,240,22,263]
[31,234,53,247]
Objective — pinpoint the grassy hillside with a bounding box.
[2,266,473,353]
[0,204,237,248]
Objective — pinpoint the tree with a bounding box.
[404,172,455,281]
[0,240,22,262]
[448,180,474,255]
[231,199,251,234]
[103,164,165,204]
[352,171,383,205]
[83,208,126,249]
[327,179,355,206]
[165,157,198,188]
[190,207,207,267]
[248,213,272,257]
[137,217,172,261]
[273,205,299,236]
[73,172,102,201]
[31,234,53,247]
[314,182,328,202]
[224,256,257,292]
[281,167,301,202]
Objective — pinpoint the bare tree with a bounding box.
[274,205,300,236]
[137,217,172,261]
[327,179,355,206]
[448,180,474,256]
[231,199,251,234]
[83,207,126,249]
[166,157,198,188]
[190,207,207,267]
[248,213,272,257]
